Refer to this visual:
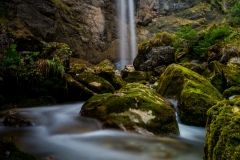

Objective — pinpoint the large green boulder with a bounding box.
[74,72,115,94]
[204,97,240,160]
[157,64,222,126]
[92,59,125,90]
[80,83,179,136]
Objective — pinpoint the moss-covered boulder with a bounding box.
[0,139,36,160]
[157,64,222,126]
[204,97,240,160]
[222,86,240,99]
[65,74,94,101]
[121,65,135,80]
[80,83,179,136]
[124,71,148,83]
[19,96,56,108]
[92,59,124,90]
[223,59,240,88]
[68,58,94,75]
[74,72,115,94]
[134,32,175,72]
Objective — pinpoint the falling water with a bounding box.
[128,0,137,66]
[117,0,137,70]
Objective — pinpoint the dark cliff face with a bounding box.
[0,0,119,64]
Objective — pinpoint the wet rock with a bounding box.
[80,83,179,136]
[3,115,34,127]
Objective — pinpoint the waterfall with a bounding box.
[117,0,137,70]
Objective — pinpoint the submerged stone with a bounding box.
[157,64,222,126]
[80,83,179,136]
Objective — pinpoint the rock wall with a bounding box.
[0,0,119,64]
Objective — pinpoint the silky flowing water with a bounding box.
[0,102,206,160]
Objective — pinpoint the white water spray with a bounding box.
[117,0,137,70]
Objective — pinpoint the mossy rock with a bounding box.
[201,61,227,93]
[157,64,222,126]
[0,95,5,106]
[68,58,94,75]
[74,72,115,94]
[204,97,240,160]
[223,61,240,88]
[19,96,56,108]
[80,83,179,136]
[121,65,135,80]
[222,86,240,99]
[124,71,148,83]
[138,32,174,55]
[0,139,36,160]
[65,73,94,101]
[92,59,125,90]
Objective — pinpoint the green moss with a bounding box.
[124,71,148,83]
[202,61,227,93]
[157,64,222,126]
[81,83,179,135]
[92,60,124,90]
[138,32,174,54]
[223,86,240,98]
[65,73,94,101]
[74,72,115,94]
[204,97,240,160]
[224,62,240,87]
[0,139,36,160]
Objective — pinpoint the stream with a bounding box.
[0,102,206,160]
